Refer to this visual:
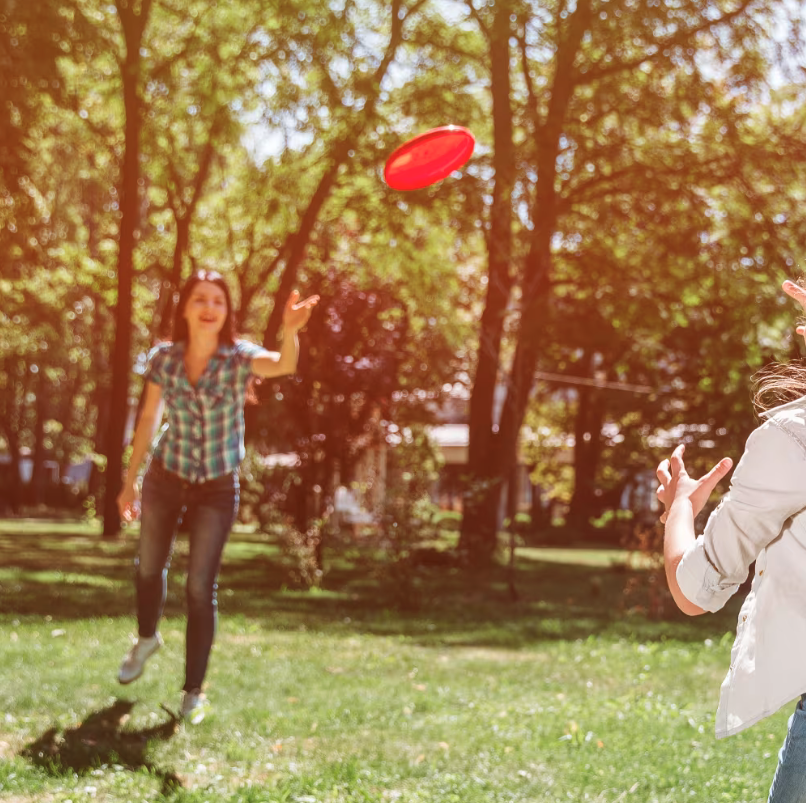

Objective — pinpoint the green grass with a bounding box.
[0,519,788,802]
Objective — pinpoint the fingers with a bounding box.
[783,281,806,342]
[670,443,686,478]
[117,488,139,522]
[286,292,320,311]
[656,446,732,526]
[293,294,320,310]
[783,279,806,310]
[698,456,733,494]
[656,459,671,524]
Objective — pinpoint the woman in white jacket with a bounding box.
[657,279,806,802]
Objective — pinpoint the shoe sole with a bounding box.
[118,670,142,685]
[117,644,161,685]
[181,710,207,724]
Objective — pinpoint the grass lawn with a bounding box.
[0,519,788,802]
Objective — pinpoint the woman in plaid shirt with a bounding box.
[115,270,318,723]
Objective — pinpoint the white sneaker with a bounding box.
[118,634,162,685]
[180,689,209,724]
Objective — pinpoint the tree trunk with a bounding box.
[461,0,594,565]
[0,357,24,514]
[31,373,48,507]
[6,433,22,515]
[458,1,515,568]
[90,355,111,499]
[566,356,606,531]
[262,153,346,349]
[102,0,153,537]
[1,421,22,516]
[156,117,221,339]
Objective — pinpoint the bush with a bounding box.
[619,525,671,619]
[370,425,447,609]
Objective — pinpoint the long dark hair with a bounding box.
[172,270,236,345]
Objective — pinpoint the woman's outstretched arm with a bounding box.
[656,445,733,616]
[251,291,320,379]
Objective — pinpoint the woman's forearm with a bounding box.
[275,330,299,376]
[123,409,162,487]
[664,499,706,616]
[251,332,300,379]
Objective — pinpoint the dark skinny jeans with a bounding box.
[135,458,238,692]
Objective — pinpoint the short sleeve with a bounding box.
[676,418,806,612]
[233,340,267,373]
[143,343,170,387]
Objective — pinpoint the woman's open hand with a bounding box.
[283,290,320,334]
[656,444,733,524]
[783,279,806,344]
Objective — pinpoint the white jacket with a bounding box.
[676,397,806,738]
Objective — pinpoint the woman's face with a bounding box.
[183,281,229,338]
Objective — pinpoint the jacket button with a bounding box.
[759,570,764,576]
[742,616,747,622]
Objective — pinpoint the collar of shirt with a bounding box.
[173,341,234,391]
[174,341,234,358]
[758,394,806,419]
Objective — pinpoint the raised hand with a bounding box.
[282,290,320,334]
[783,279,806,344]
[655,444,733,524]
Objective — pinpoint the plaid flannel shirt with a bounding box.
[144,339,264,483]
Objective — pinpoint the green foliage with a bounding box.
[456,0,806,537]
[6,0,806,539]
[239,450,327,587]
[276,517,327,590]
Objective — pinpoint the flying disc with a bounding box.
[384,126,475,191]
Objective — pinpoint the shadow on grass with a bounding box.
[0,524,744,647]
[21,699,182,795]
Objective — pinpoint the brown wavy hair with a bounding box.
[172,270,236,345]
[753,362,806,415]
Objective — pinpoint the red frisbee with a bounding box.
[384,126,475,191]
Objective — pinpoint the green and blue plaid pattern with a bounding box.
[144,339,265,483]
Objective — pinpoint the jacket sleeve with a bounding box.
[676,418,806,613]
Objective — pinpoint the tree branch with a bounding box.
[576,0,756,86]
[465,0,490,41]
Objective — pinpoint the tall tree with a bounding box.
[458,0,806,565]
[255,0,430,349]
[103,0,154,536]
